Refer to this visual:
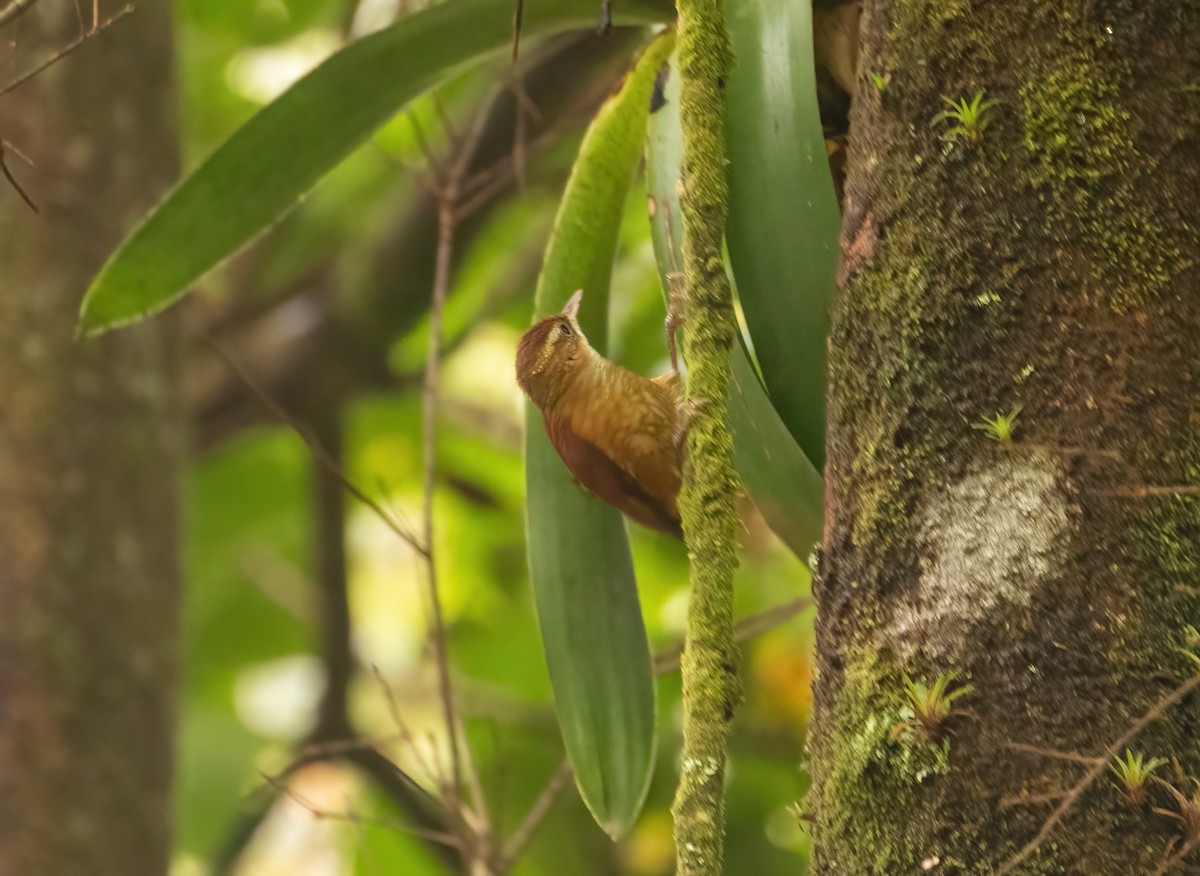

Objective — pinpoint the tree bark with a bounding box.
[0,5,181,875]
[810,2,1200,873]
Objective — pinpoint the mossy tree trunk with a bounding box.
[809,2,1200,873]
[0,5,182,874]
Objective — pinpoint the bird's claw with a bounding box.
[674,396,709,450]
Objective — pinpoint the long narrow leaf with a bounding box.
[79,0,672,336]
[645,50,824,559]
[725,0,840,468]
[525,32,674,840]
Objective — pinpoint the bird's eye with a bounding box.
[558,323,572,337]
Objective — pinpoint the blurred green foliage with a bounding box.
[167,1,816,872]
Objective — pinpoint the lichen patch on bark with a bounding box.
[888,453,1071,660]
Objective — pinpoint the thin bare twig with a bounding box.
[0,3,132,96]
[0,140,37,212]
[1151,835,1200,876]
[997,671,1200,875]
[654,596,814,675]
[499,758,572,869]
[510,0,524,63]
[421,183,465,839]
[256,744,438,813]
[1004,742,1105,766]
[512,80,529,192]
[407,112,442,176]
[217,740,454,874]
[431,94,460,148]
[449,86,499,182]
[195,332,427,556]
[454,126,561,223]
[0,0,36,28]
[510,78,544,127]
[1000,789,1071,808]
[371,665,440,786]
[1,2,133,210]
[412,83,509,869]
[260,771,460,847]
[458,713,493,841]
[343,746,462,867]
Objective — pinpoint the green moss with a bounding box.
[1021,61,1131,186]
[1142,498,1200,581]
[1121,490,1200,784]
[670,0,743,872]
[1133,494,1200,668]
[1019,49,1180,306]
[848,435,910,546]
[819,3,1200,871]
[812,648,960,873]
[832,239,936,545]
[890,0,972,40]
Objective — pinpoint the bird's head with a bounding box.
[515,289,593,408]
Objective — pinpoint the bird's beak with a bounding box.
[562,289,583,320]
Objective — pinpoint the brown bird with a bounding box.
[516,290,689,537]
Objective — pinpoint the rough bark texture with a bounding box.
[810,2,1200,873]
[0,5,181,875]
[671,0,742,872]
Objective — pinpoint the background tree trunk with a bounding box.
[810,2,1200,873]
[0,5,181,874]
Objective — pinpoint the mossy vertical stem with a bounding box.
[670,0,741,872]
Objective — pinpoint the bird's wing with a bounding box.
[544,412,682,538]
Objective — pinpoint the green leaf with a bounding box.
[727,347,825,556]
[79,0,672,336]
[525,33,674,840]
[725,0,840,468]
[646,49,824,559]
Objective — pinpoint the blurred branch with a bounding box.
[453,124,561,222]
[195,333,426,556]
[213,742,452,874]
[0,3,131,96]
[343,745,462,857]
[0,0,36,27]
[653,596,813,675]
[311,409,355,739]
[422,142,466,837]
[0,140,37,212]
[0,1,133,212]
[261,769,459,847]
[203,332,453,873]
[211,797,276,876]
[416,77,505,872]
[498,758,572,871]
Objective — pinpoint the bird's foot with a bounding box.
[674,396,709,450]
